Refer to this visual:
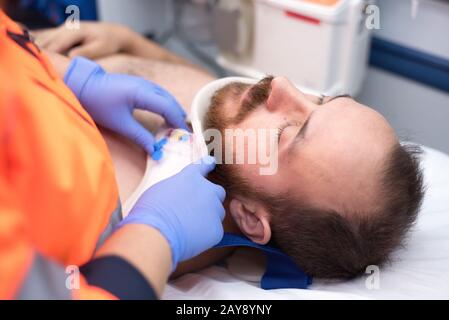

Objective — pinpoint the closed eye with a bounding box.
[276,121,301,143]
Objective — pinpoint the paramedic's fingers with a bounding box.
[199,157,226,203]
[121,114,156,155]
[189,156,227,204]
[196,155,217,176]
[117,160,226,270]
[64,57,187,155]
[134,81,188,130]
[212,182,227,206]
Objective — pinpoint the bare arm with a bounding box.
[96,224,172,296]
[121,29,189,66]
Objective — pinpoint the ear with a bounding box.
[229,198,271,245]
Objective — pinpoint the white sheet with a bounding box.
[163,146,449,300]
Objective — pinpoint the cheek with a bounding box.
[276,150,319,198]
[231,136,316,197]
[241,166,286,195]
[243,115,272,131]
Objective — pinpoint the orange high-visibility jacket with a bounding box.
[0,11,121,299]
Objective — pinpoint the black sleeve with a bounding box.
[80,255,158,300]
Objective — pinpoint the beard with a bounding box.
[203,76,280,202]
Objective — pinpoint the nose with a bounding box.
[266,76,315,116]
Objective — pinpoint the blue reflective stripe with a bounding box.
[215,233,312,290]
[80,256,157,300]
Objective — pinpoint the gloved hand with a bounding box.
[64,57,187,155]
[117,156,226,270]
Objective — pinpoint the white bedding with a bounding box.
[164,146,449,300]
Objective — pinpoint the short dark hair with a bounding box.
[266,143,424,279]
[204,84,425,279]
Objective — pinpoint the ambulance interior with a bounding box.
[13,0,449,299]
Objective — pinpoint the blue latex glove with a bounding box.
[117,156,226,270]
[64,57,188,155]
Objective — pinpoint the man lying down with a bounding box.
[199,76,425,279]
[122,73,425,280]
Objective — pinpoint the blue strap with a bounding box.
[215,233,312,290]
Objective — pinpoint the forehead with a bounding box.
[229,98,397,210]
